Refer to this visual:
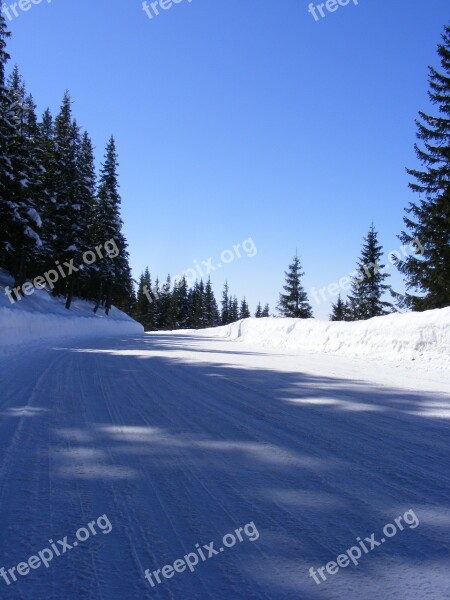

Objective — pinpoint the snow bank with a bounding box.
[202,309,450,369]
[0,270,143,355]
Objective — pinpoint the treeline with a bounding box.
[0,16,133,313]
[134,270,270,331]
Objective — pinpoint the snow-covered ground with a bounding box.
[0,307,449,599]
[0,270,143,356]
[195,309,450,371]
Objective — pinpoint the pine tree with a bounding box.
[0,15,14,268]
[52,92,82,304]
[93,136,133,314]
[261,304,270,318]
[347,224,392,320]
[330,294,351,321]
[3,67,43,290]
[74,131,97,300]
[240,297,251,319]
[173,276,190,329]
[188,280,205,329]
[255,301,262,318]
[395,23,450,310]
[134,268,156,331]
[277,254,313,318]
[35,108,57,271]
[159,275,173,329]
[204,277,220,327]
[230,296,239,322]
[221,281,230,325]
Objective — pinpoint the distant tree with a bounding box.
[159,275,173,329]
[240,297,251,319]
[221,281,230,325]
[230,296,239,322]
[395,22,450,311]
[347,224,392,320]
[261,303,270,317]
[330,294,351,321]
[204,277,220,327]
[277,254,313,318]
[175,276,190,329]
[135,269,155,331]
[255,301,263,318]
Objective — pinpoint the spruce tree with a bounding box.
[230,296,239,322]
[396,23,450,310]
[277,254,313,318]
[261,304,270,318]
[52,92,82,303]
[255,301,263,318]
[330,294,351,321]
[35,108,57,271]
[76,132,97,290]
[94,136,133,314]
[175,276,190,329]
[240,297,251,319]
[204,277,220,327]
[0,15,14,268]
[221,281,230,325]
[4,67,43,289]
[159,275,173,329]
[134,268,156,331]
[347,224,392,320]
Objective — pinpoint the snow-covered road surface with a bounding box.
[0,332,449,599]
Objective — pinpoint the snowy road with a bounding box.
[0,332,449,599]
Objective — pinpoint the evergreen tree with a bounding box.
[174,276,190,329]
[240,297,251,319]
[0,15,14,268]
[52,92,82,304]
[204,277,220,327]
[188,280,205,329]
[330,294,351,321]
[93,136,133,314]
[277,254,313,318]
[75,131,97,300]
[35,108,57,271]
[396,23,450,310]
[221,281,230,325]
[347,224,392,320]
[2,67,43,290]
[159,275,173,329]
[230,296,239,322]
[134,268,156,331]
[152,277,162,327]
[261,304,270,318]
[255,301,263,318]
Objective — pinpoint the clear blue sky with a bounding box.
[4,0,449,318]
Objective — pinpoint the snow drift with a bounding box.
[0,270,143,355]
[202,309,450,369]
